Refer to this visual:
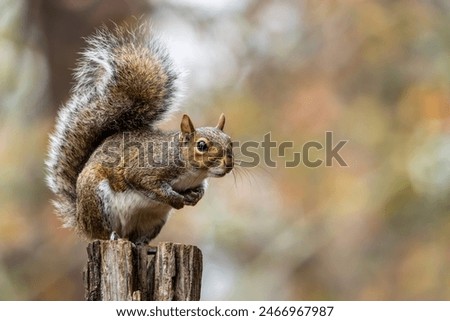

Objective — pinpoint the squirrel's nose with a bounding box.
[225,154,234,170]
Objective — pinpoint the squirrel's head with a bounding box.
[179,114,233,177]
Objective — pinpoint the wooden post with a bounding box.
[83,240,203,301]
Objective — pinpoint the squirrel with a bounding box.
[45,23,234,243]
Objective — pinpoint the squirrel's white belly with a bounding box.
[171,170,208,192]
[98,180,171,239]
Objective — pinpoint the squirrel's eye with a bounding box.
[196,140,208,152]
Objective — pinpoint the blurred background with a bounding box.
[0,0,449,300]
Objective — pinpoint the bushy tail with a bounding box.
[45,23,178,227]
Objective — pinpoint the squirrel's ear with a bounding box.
[216,113,225,131]
[181,114,195,134]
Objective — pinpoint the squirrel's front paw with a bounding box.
[182,188,204,206]
[170,195,185,210]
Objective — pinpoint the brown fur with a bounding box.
[45,23,233,242]
[75,115,233,241]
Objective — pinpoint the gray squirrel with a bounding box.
[46,23,234,243]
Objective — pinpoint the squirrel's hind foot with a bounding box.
[110,231,120,241]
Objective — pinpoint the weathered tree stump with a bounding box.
[83,240,203,301]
